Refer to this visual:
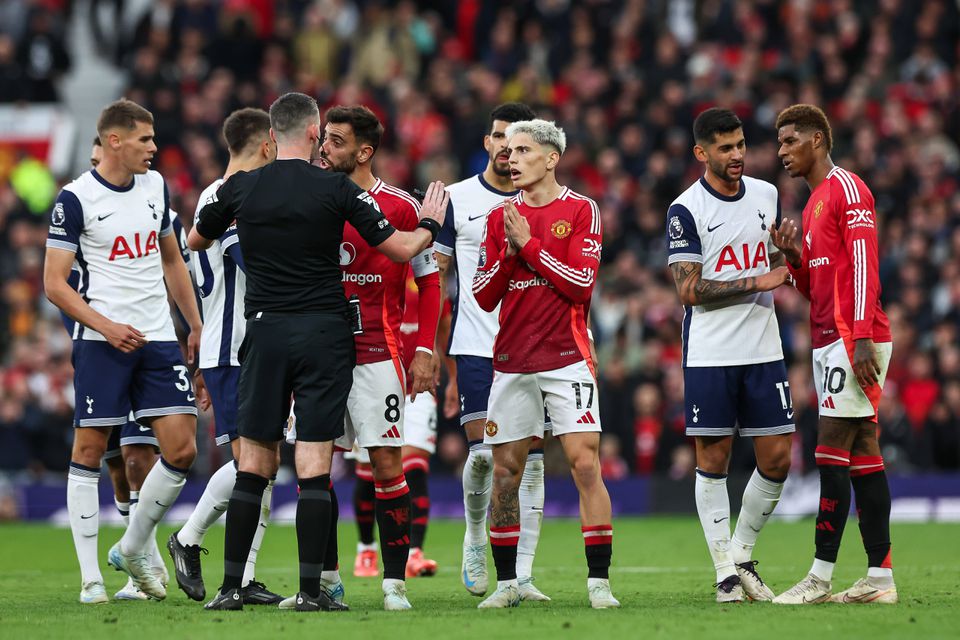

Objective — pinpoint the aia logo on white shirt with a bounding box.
[846,208,875,229]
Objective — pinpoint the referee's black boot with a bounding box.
[293,590,350,612]
[204,588,243,611]
[241,580,284,605]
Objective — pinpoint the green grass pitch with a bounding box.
[1,518,957,639]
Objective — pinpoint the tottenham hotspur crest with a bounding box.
[692,404,700,424]
[86,396,94,415]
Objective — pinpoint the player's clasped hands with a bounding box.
[103,320,148,353]
[419,180,450,225]
[503,198,530,256]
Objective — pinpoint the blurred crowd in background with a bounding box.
[1,0,959,485]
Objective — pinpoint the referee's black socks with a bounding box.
[324,481,340,573]
[222,471,269,592]
[297,475,332,597]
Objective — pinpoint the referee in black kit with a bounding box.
[187,92,449,612]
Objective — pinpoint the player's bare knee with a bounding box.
[72,442,106,468]
[759,453,790,480]
[492,462,522,492]
[570,454,600,488]
[165,440,197,470]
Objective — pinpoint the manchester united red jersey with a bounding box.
[473,186,601,374]
[400,273,449,369]
[342,178,437,365]
[789,166,891,349]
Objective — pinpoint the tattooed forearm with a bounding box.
[670,261,758,305]
[491,488,520,527]
[694,276,757,303]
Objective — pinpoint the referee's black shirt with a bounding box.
[195,159,396,317]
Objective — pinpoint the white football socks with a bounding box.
[463,445,493,545]
[732,468,784,564]
[177,460,235,547]
[517,452,544,579]
[68,463,102,585]
[695,470,736,583]
[242,479,273,587]
[115,498,130,526]
[811,558,835,582]
[129,491,165,570]
[120,459,186,556]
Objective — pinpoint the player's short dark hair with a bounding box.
[489,102,537,128]
[269,92,320,139]
[324,105,383,151]
[96,99,154,137]
[692,108,743,145]
[775,104,833,152]
[93,136,101,147]
[222,107,271,155]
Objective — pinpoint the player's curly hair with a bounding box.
[775,104,833,152]
[505,119,567,155]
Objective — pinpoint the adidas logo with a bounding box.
[576,411,596,424]
[821,396,836,409]
[381,425,401,439]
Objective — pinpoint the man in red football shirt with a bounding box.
[472,119,618,609]
[771,104,897,605]
[317,105,442,610]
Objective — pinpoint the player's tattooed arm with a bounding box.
[670,261,789,305]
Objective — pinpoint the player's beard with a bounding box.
[320,154,356,174]
[490,150,511,177]
[709,158,742,185]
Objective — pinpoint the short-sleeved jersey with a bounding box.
[473,187,601,374]
[789,166,891,349]
[195,159,396,317]
[192,178,246,368]
[666,176,784,368]
[45,169,176,342]
[342,178,436,365]
[434,174,517,358]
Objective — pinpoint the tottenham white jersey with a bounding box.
[46,169,176,342]
[435,174,516,358]
[666,175,784,367]
[192,179,246,368]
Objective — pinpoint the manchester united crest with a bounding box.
[814,200,823,218]
[551,219,572,239]
[484,420,499,437]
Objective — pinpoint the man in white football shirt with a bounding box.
[667,108,793,603]
[44,99,201,602]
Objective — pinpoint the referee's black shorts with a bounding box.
[237,311,355,443]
